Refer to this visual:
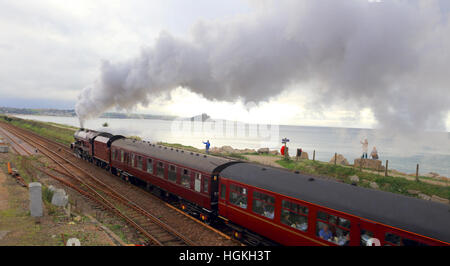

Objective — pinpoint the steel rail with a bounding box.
[15,131,165,245]
[3,121,244,246]
[35,166,164,245]
[0,126,32,156]
[2,123,195,246]
[0,121,72,154]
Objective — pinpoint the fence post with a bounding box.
[385,160,389,177]
[416,164,419,182]
[313,150,316,161]
[334,153,337,165]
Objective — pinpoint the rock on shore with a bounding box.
[329,154,349,166]
[257,148,270,154]
[354,158,385,171]
[298,152,309,160]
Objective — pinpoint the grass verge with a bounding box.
[0,115,76,146]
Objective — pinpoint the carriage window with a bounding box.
[360,230,374,246]
[402,238,428,246]
[252,191,275,219]
[168,165,177,182]
[316,211,351,246]
[112,149,115,160]
[384,233,428,246]
[194,173,201,192]
[136,156,143,170]
[146,158,153,174]
[385,233,401,246]
[281,200,308,232]
[124,152,129,164]
[131,153,135,167]
[220,184,226,200]
[203,178,209,193]
[157,162,164,178]
[121,150,124,163]
[229,184,247,209]
[181,169,190,188]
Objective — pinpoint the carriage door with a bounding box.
[194,173,202,192]
[218,180,227,217]
[359,220,381,246]
[210,174,219,212]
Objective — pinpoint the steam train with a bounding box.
[72,129,450,246]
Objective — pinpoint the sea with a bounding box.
[14,114,450,178]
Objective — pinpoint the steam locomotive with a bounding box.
[72,128,450,246]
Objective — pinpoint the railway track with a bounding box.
[0,126,33,156]
[0,122,196,246]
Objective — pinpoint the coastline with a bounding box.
[0,114,449,204]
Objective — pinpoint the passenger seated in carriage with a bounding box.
[263,207,274,219]
[319,224,333,241]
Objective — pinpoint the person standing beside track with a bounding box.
[203,140,210,154]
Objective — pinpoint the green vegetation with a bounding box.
[0,115,76,146]
[104,223,128,244]
[276,159,450,200]
[102,122,109,127]
[41,184,60,216]
[42,186,54,203]
[12,155,39,183]
[0,208,17,218]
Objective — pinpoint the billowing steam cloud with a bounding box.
[76,0,450,131]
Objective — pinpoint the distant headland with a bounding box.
[0,106,210,122]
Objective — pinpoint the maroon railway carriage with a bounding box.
[109,138,232,220]
[92,133,124,169]
[73,130,450,246]
[218,163,450,246]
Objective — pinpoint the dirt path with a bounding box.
[0,170,9,210]
[245,155,283,168]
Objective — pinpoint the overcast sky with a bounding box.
[0,0,449,130]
